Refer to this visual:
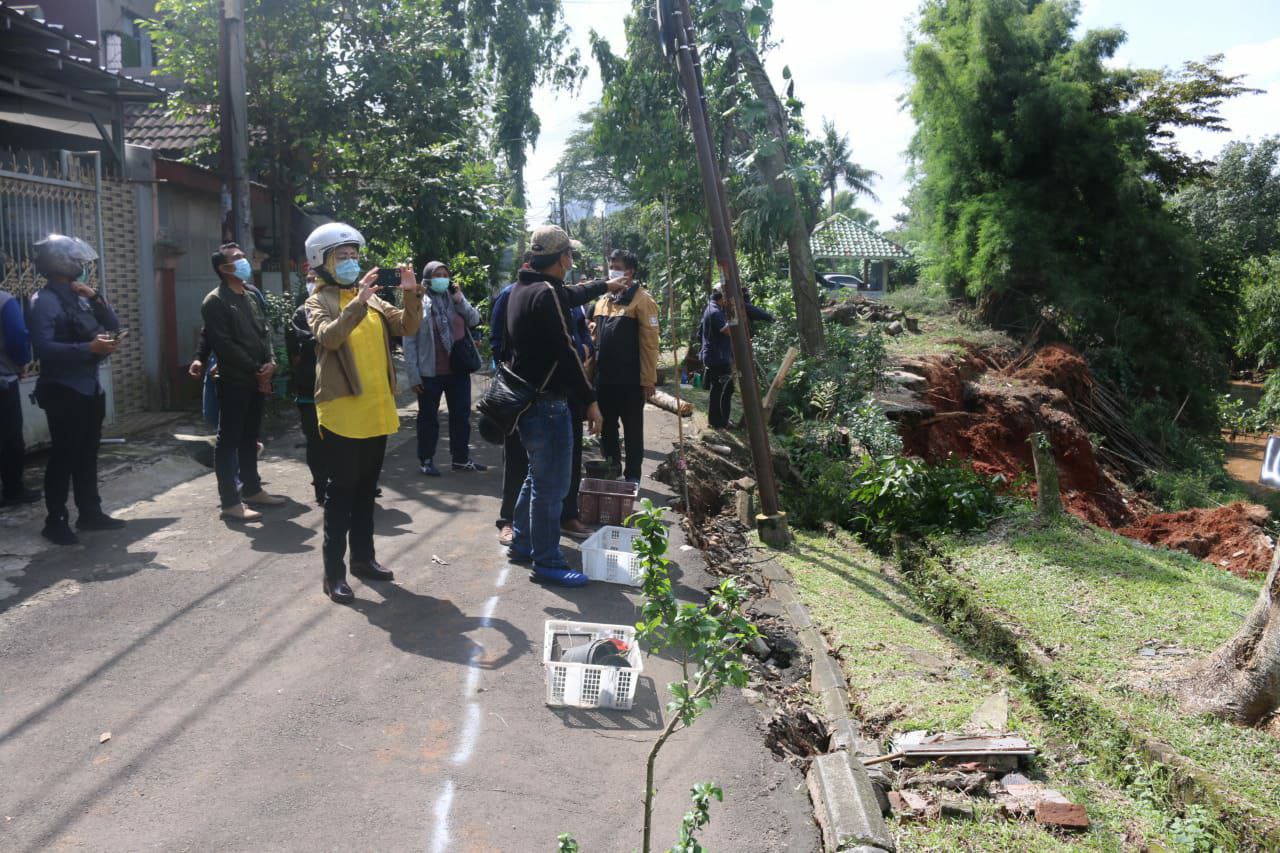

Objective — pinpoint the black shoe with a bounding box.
[351,559,394,582]
[76,513,127,531]
[1,488,42,507]
[323,578,355,603]
[42,521,79,546]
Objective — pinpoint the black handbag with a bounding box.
[449,331,482,374]
[476,363,555,444]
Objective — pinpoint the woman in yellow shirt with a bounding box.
[303,223,423,604]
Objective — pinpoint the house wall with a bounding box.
[157,183,224,365]
[100,171,148,415]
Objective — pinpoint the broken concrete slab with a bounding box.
[967,689,1009,732]
[807,751,897,852]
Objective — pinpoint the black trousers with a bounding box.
[0,381,27,499]
[37,383,104,522]
[705,364,734,429]
[496,401,584,526]
[297,403,327,503]
[214,381,264,508]
[597,384,645,480]
[322,429,386,581]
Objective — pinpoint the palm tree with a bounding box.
[817,118,878,213]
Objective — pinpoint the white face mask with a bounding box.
[608,269,627,281]
[305,280,316,296]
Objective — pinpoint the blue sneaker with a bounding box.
[419,459,441,477]
[532,566,589,587]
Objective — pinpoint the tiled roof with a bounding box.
[124,103,216,154]
[811,213,910,260]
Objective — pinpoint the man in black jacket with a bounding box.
[505,225,604,587]
[200,243,285,521]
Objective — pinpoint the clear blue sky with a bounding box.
[527,0,1280,230]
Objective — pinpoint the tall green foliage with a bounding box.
[1175,138,1280,363]
[149,0,580,279]
[907,0,1249,423]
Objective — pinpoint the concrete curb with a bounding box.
[762,558,896,853]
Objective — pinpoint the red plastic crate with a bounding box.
[578,478,639,525]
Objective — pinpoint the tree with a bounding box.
[1173,545,1280,725]
[816,118,877,212]
[1175,137,1280,360]
[714,1,825,356]
[906,0,1247,424]
[148,0,540,284]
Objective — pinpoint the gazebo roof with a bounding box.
[811,213,910,261]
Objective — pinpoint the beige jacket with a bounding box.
[305,282,423,404]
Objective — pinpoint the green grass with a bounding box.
[781,530,1174,851]
[937,513,1280,841]
[878,285,1014,360]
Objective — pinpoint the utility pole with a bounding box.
[218,0,253,259]
[557,170,568,233]
[659,0,789,546]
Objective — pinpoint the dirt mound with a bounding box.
[1119,503,1275,577]
[900,349,1136,528]
[1010,343,1094,403]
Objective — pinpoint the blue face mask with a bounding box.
[77,265,91,283]
[231,258,252,282]
[334,258,361,286]
[429,277,450,294]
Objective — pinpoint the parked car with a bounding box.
[817,272,870,291]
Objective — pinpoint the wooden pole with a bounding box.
[670,0,788,546]
[762,346,799,422]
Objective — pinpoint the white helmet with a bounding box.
[34,234,98,278]
[304,222,365,269]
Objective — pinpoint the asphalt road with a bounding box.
[0,397,818,852]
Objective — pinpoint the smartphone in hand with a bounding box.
[375,267,404,288]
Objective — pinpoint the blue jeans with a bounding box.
[511,397,572,570]
[416,373,472,464]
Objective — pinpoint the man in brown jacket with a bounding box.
[591,249,659,484]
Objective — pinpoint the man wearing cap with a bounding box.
[505,225,606,587]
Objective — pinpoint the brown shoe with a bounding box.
[497,524,514,547]
[560,518,591,540]
[243,490,286,507]
[220,503,263,522]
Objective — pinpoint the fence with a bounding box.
[0,150,117,443]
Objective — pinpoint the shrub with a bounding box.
[883,282,951,318]
[846,455,1007,551]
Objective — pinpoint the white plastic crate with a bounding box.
[580,525,645,586]
[543,620,644,710]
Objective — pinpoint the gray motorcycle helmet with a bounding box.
[33,234,98,279]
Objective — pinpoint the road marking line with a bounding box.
[428,779,455,853]
[452,702,482,765]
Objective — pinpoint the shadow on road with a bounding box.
[0,515,176,616]
[224,497,316,554]
[350,581,530,669]
[555,675,664,731]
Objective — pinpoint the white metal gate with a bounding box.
[0,149,114,444]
